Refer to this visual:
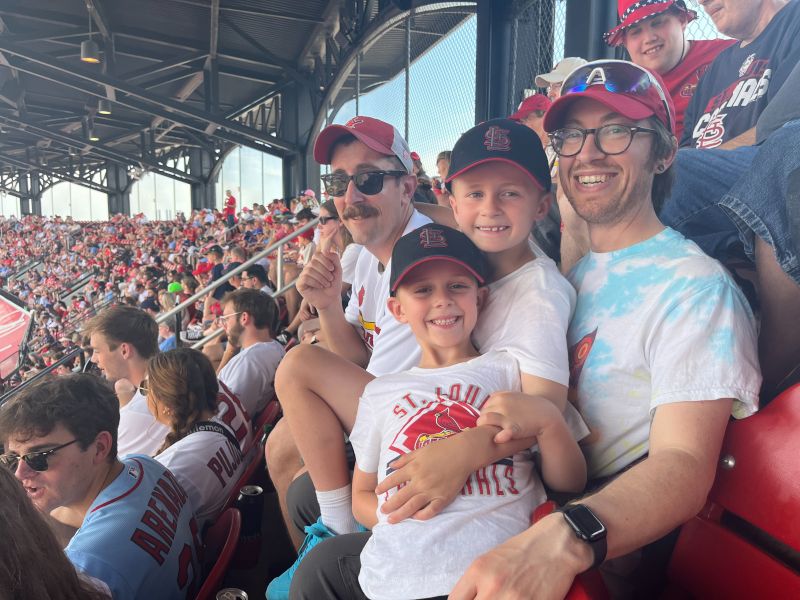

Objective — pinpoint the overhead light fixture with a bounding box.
[81,12,101,64]
[97,99,112,115]
[88,129,100,142]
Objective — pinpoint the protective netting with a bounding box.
[328,4,477,183]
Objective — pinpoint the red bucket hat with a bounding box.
[509,94,552,121]
[604,0,697,47]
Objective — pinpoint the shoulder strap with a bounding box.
[188,420,241,453]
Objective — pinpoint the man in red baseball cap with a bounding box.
[450,59,760,598]
[605,0,734,140]
[509,93,552,147]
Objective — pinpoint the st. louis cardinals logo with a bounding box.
[484,126,511,152]
[739,53,755,78]
[569,328,597,387]
[346,117,364,128]
[419,228,447,249]
[389,401,479,457]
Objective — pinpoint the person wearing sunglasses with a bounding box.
[0,374,201,600]
[605,0,735,141]
[449,60,760,599]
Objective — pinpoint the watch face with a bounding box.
[564,505,606,541]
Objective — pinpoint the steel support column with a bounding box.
[564,0,617,61]
[189,148,214,210]
[474,0,515,123]
[29,173,41,215]
[107,162,130,215]
[280,82,317,197]
[17,171,30,215]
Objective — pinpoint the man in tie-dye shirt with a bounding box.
[451,60,760,600]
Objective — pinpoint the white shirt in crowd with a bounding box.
[117,391,169,458]
[218,339,285,415]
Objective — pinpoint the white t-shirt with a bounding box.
[568,228,760,479]
[117,391,169,458]
[344,210,431,376]
[155,383,253,528]
[351,351,577,600]
[340,243,363,285]
[218,339,284,415]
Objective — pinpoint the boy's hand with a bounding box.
[375,434,475,523]
[478,392,561,444]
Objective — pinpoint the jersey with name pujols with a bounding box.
[344,210,431,377]
[65,455,202,600]
[681,0,800,148]
[567,228,760,479]
[155,381,253,528]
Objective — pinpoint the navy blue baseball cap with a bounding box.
[390,225,488,295]
[445,118,551,192]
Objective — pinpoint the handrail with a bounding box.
[0,347,87,406]
[155,216,318,325]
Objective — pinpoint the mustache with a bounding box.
[342,204,380,220]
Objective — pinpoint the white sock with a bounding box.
[316,485,359,534]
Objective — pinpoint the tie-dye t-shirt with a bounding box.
[567,228,760,479]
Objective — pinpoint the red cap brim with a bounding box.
[544,88,656,132]
[605,3,697,46]
[313,125,395,165]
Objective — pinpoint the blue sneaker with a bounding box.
[265,517,336,599]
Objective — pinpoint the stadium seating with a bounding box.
[194,507,242,600]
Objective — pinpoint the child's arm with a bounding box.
[352,464,379,529]
[479,391,586,493]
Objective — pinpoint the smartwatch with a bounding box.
[557,504,607,569]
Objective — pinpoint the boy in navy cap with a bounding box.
[290,224,586,599]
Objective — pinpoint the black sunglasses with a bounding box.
[318,216,339,225]
[1,439,79,472]
[321,170,407,197]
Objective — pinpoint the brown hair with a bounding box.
[0,374,119,462]
[221,287,280,334]
[84,305,158,359]
[147,348,219,453]
[0,468,109,600]
[648,117,678,213]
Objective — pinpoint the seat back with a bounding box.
[194,507,242,600]
[248,398,281,453]
[222,447,265,512]
[666,384,800,598]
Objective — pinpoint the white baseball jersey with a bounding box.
[117,390,169,458]
[66,455,201,600]
[155,382,252,529]
[218,339,284,415]
[344,210,431,376]
[351,351,578,599]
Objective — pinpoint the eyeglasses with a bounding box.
[321,170,407,197]
[549,124,657,157]
[318,216,339,225]
[215,311,242,326]
[1,439,79,472]
[561,60,673,133]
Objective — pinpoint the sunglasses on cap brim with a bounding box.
[562,60,673,133]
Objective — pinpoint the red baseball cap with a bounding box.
[544,60,675,134]
[192,261,212,276]
[313,116,413,173]
[509,94,552,121]
[604,0,696,46]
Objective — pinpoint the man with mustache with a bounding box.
[264,117,431,592]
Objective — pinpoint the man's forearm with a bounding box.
[719,127,756,150]
[580,448,715,559]
[457,425,537,472]
[317,303,369,367]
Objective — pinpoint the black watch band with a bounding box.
[557,504,608,569]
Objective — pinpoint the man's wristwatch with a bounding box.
[557,504,608,569]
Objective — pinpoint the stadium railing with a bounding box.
[156,216,319,350]
[0,346,88,406]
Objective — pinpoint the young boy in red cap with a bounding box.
[605,0,734,140]
[289,224,586,599]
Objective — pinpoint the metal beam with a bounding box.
[85,0,112,41]
[0,155,111,193]
[0,40,298,154]
[121,50,207,82]
[218,66,279,85]
[209,0,220,59]
[0,114,199,183]
[168,0,325,24]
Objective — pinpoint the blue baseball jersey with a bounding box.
[66,455,201,600]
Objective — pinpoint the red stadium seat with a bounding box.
[194,507,242,600]
[665,383,800,599]
[249,398,281,452]
[222,448,266,512]
[532,501,610,600]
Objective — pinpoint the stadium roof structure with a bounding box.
[0,0,474,202]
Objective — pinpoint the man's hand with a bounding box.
[449,513,592,600]
[375,434,475,523]
[295,250,343,311]
[478,391,561,444]
[297,297,317,322]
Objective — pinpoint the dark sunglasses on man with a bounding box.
[0,438,79,472]
[321,170,407,197]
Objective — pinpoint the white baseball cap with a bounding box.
[535,57,588,88]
